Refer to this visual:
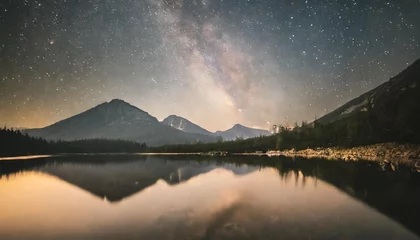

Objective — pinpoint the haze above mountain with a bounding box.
[25,99,271,145]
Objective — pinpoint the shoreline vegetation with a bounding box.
[266,143,420,170]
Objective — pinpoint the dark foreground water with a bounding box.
[0,155,419,240]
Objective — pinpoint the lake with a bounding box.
[0,155,419,240]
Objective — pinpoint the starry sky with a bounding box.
[0,0,419,131]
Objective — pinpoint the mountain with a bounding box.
[162,115,212,135]
[315,58,420,144]
[215,124,271,141]
[25,99,216,146]
[162,115,272,141]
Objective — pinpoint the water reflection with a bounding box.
[0,155,419,240]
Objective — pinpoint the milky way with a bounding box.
[0,0,419,131]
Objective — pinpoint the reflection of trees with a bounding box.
[271,157,420,238]
[203,156,420,237]
[0,157,49,179]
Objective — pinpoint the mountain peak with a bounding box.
[232,124,245,128]
[108,99,129,105]
[101,99,148,114]
[166,114,180,119]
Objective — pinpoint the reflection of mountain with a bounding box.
[39,156,258,202]
[1,155,419,238]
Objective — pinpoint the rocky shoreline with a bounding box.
[266,143,420,171]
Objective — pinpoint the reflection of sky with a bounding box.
[0,169,417,239]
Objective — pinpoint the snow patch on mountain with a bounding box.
[162,115,212,135]
[341,99,369,115]
[169,118,186,131]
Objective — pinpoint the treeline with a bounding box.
[153,135,277,153]
[0,127,148,157]
[274,110,419,151]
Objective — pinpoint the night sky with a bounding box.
[0,0,419,131]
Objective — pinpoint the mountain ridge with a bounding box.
[161,115,271,140]
[316,59,420,126]
[214,123,271,140]
[24,99,216,146]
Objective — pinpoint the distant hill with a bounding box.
[25,99,216,146]
[214,124,271,141]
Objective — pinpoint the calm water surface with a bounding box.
[0,155,419,240]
